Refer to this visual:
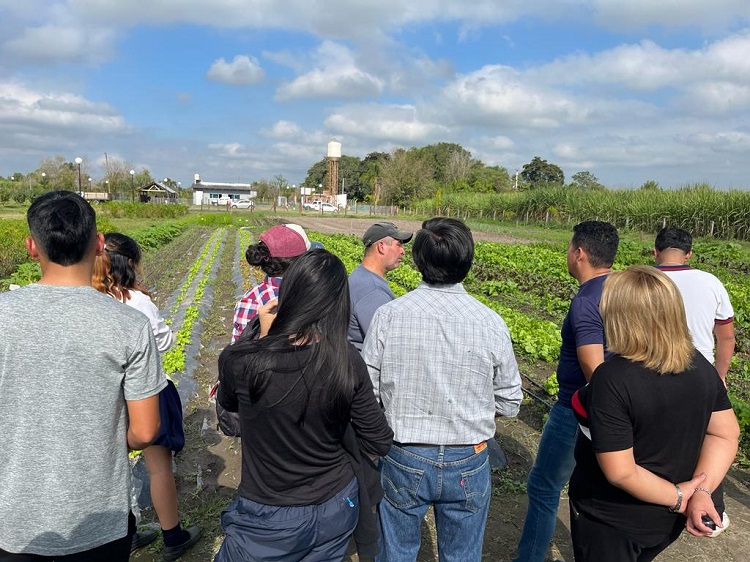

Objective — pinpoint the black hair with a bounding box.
[101,232,146,301]
[412,217,474,284]
[571,221,619,268]
[654,227,692,254]
[27,190,97,266]
[245,241,296,277]
[219,249,354,422]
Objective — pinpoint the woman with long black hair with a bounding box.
[215,249,393,562]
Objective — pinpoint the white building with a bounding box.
[191,174,257,205]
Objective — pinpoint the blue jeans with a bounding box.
[215,477,359,562]
[513,403,579,562]
[376,443,490,562]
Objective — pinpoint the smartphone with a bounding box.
[701,515,717,531]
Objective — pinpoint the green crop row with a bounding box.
[169,229,222,319]
[162,229,223,376]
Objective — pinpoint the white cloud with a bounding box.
[439,65,590,128]
[206,55,264,85]
[532,32,750,94]
[0,82,126,132]
[3,24,116,64]
[478,135,515,150]
[590,0,750,30]
[276,41,384,100]
[324,104,449,144]
[0,81,131,176]
[66,1,750,38]
[267,120,302,139]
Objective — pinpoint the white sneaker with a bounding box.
[709,512,730,537]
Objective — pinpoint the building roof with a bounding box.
[191,180,255,193]
[142,181,178,194]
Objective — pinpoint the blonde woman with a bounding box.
[569,266,739,562]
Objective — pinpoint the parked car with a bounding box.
[216,195,233,206]
[303,200,338,213]
[231,200,254,209]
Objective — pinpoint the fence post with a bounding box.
[711,221,715,237]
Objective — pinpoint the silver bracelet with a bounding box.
[668,484,683,512]
[694,487,713,497]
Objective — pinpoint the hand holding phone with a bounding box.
[701,515,717,531]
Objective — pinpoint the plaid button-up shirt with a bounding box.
[232,276,281,343]
[362,282,522,445]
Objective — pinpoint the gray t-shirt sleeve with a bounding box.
[123,322,168,401]
[353,286,394,339]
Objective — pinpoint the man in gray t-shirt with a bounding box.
[348,222,412,351]
[0,192,165,559]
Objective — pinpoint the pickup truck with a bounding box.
[303,200,338,213]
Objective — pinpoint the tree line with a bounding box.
[3,145,666,206]
[300,144,630,206]
[0,156,157,203]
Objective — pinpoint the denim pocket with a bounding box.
[460,457,490,513]
[381,454,425,510]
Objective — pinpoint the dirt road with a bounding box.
[282,215,528,244]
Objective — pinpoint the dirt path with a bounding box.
[133,221,750,562]
[281,215,528,244]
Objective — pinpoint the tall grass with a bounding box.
[414,185,750,240]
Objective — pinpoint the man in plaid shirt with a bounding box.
[363,217,522,562]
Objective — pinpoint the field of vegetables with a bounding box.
[2,212,750,561]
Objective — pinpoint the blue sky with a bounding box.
[1,1,749,189]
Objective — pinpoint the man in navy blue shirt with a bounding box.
[514,221,619,562]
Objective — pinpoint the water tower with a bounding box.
[326,139,341,195]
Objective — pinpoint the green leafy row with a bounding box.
[162,229,224,376]
[169,230,222,319]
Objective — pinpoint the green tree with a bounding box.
[521,156,565,188]
[570,171,605,191]
[359,152,389,201]
[639,179,661,191]
[418,142,473,184]
[379,148,435,206]
[339,155,367,199]
[470,165,511,192]
[303,160,327,193]
[302,155,367,199]
[252,179,273,200]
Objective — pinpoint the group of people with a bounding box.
[220,217,522,561]
[0,190,741,562]
[221,218,740,562]
[514,222,740,562]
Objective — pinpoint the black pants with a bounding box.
[712,481,725,514]
[570,501,684,562]
[0,513,135,562]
